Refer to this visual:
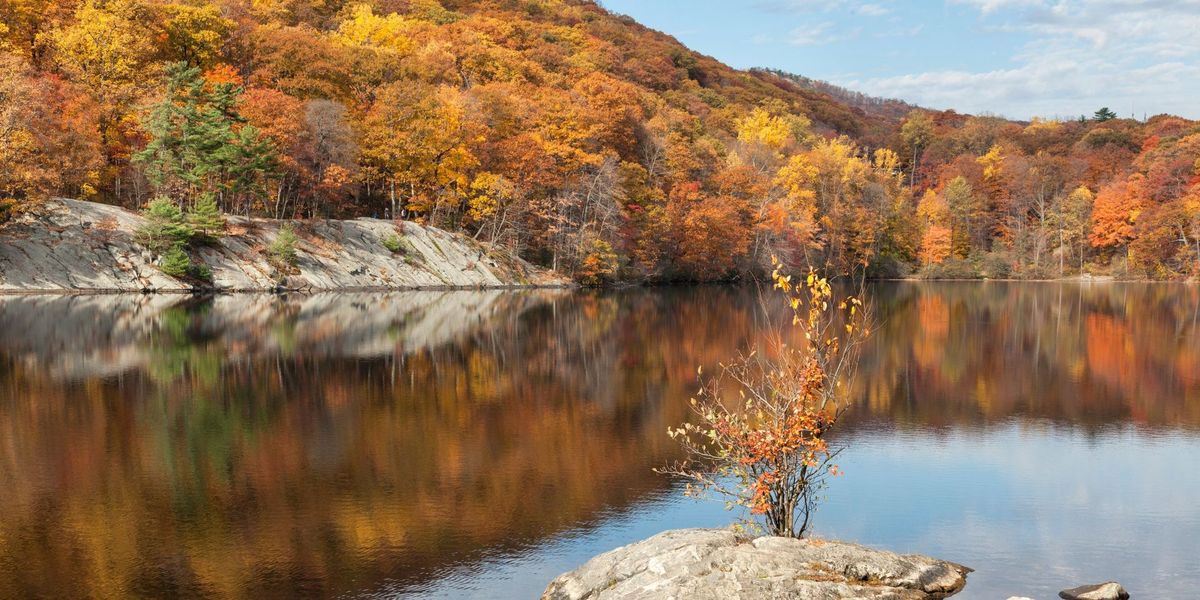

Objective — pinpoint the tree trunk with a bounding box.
[1059,228,1064,276]
[909,146,918,189]
[389,180,396,220]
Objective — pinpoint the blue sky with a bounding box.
[598,1,1200,119]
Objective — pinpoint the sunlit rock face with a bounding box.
[0,198,566,292]
[542,528,971,599]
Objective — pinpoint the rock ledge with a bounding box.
[542,528,971,599]
[0,198,569,292]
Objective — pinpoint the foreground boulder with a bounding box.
[1059,582,1130,600]
[543,528,971,599]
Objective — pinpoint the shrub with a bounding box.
[139,195,229,250]
[917,257,979,279]
[267,224,299,271]
[576,238,619,285]
[865,254,912,279]
[978,251,1013,279]
[1018,263,1052,280]
[185,194,226,242]
[383,231,425,265]
[138,197,194,252]
[137,196,228,281]
[382,233,406,254]
[158,244,193,278]
[660,260,870,538]
[1107,255,1132,279]
[0,198,15,224]
[157,243,212,282]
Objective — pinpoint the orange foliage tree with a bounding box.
[0,53,103,214]
[1090,174,1147,253]
[919,226,953,266]
[917,189,952,265]
[660,259,869,537]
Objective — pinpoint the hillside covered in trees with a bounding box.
[1,0,1199,281]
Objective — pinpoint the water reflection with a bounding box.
[0,283,1197,599]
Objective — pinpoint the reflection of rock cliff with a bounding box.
[0,290,565,380]
[0,290,705,599]
[0,198,567,291]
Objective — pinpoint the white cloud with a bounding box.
[951,0,1045,15]
[754,0,845,13]
[855,3,891,16]
[755,0,895,16]
[846,0,1200,118]
[788,22,859,45]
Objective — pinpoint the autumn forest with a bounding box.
[2,0,1200,281]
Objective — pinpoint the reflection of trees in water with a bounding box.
[853,282,1200,430]
[0,284,1197,598]
[0,288,764,598]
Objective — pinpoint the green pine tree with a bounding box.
[186,193,225,241]
[159,243,194,278]
[137,196,195,252]
[135,62,279,215]
[135,62,205,198]
[218,124,280,213]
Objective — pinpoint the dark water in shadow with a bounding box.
[0,283,1197,599]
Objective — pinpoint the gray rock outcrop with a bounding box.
[0,198,568,292]
[1059,582,1130,600]
[542,528,971,600]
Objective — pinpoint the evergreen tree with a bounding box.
[218,124,280,214]
[135,62,204,200]
[186,193,225,240]
[158,243,193,278]
[135,61,278,213]
[137,196,193,252]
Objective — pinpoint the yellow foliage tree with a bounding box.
[359,83,481,223]
[333,4,418,55]
[977,144,1005,180]
[737,107,792,149]
[158,3,233,67]
[44,0,156,103]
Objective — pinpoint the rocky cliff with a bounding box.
[0,199,568,292]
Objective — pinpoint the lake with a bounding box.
[0,282,1197,599]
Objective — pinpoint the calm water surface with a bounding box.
[0,283,1198,599]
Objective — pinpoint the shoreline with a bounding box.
[2,200,1192,294]
[3,275,1191,296]
[0,282,576,296]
